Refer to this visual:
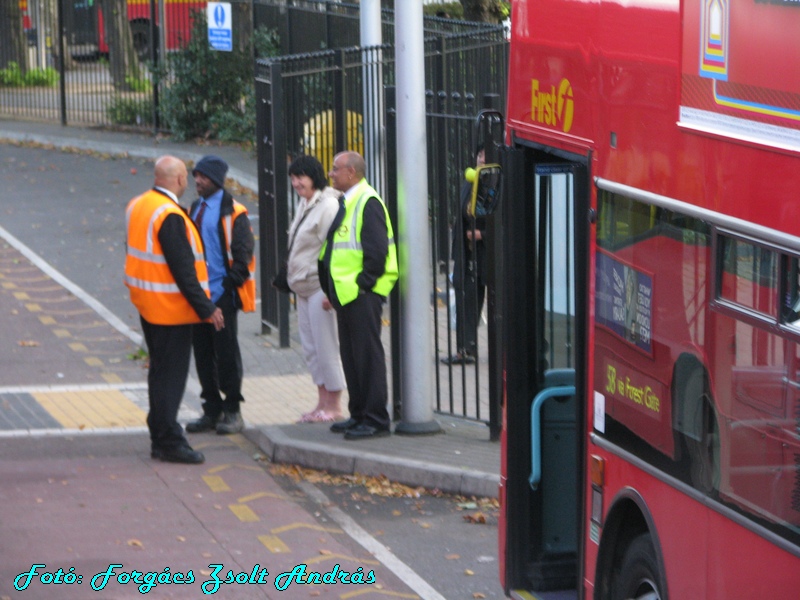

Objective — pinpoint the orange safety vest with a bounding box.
[222,201,257,313]
[124,189,210,325]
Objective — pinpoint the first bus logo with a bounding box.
[531,78,574,133]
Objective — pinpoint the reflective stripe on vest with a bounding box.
[124,189,210,325]
[328,181,398,306]
[221,201,257,313]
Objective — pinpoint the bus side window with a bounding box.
[783,256,800,327]
[718,235,778,318]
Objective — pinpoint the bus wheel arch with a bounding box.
[672,354,719,493]
[594,491,669,600]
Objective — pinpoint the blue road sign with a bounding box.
[207,2,232,52]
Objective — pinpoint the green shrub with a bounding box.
[24,67,59,87]
[155,11,279,142]
[107,96,154,126]
[0,63,60,87]
[0,62,25,86]
[422,2,464,18]
[125,74,152,93]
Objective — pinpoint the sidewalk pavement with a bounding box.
[0,118,500,499]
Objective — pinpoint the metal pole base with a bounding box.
[394,420,443,436]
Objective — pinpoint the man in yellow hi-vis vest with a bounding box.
[125,156,224,464]
[319,151,398,440]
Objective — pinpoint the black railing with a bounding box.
[0,0,501,131]
[255,27,508,427]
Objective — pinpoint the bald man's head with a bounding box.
[154,155,188,198]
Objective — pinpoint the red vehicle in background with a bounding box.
[95,0,206,58]
[493,0,800,597]
[18,0,206,60]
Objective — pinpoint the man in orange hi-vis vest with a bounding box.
[125,155,224,464]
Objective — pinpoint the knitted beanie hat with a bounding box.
[192,155,228,189]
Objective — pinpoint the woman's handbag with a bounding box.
[272,206,312,294]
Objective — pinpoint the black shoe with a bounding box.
[186,414,217,433]
[330,417,359,433]
[343,423,391,440]
[216,411,244,435]
[154,445,205,464]
[440,352,475,365]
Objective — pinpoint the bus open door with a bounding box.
[498,142,590,600]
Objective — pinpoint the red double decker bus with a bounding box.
[495,0,800,597]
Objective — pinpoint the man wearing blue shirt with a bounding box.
[185,155,255,435]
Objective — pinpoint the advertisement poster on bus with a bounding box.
[596,250,653,355]
[679,0,800,152]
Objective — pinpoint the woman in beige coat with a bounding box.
[287,155,346,422]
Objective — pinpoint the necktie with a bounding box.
[194,201,207,230]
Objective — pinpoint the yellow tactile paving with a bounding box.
[32,389,147,429]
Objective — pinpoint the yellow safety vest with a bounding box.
[222,201,256,313]
[125,189,210,325]
[325,180,398,306]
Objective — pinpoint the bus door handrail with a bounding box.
[529,369,575,490]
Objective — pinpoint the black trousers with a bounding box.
[140,316,192,451]
[453,267,486,356]
[191,292,243,417]
[336,291,390,430]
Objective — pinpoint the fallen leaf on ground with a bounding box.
[463,511,488,524]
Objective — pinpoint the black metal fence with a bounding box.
[255,27,508,427]
[0,0,500,131]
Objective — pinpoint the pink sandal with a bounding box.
[297,410,338,424]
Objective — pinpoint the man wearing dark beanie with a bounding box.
[185,155,256,435]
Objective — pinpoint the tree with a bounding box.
[99,0,142,90]
[460,0,506,23]
[0,0,29,72]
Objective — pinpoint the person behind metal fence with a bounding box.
[124,155,224,464]
[442,144,487,366]
[285,154,347,424]
[184,155,256,436]
[319,151,398,440]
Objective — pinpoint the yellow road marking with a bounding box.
[341,590,419,599]
[304,554,379,566]
[237,491,288,503]
[69,342,88,352]
[13,291,29,300]
[203,476,231,492]
[271,523,341,535]
[53,329,71,338]
[207,463,263,474]
[258,535,290,553]
[84,357,103,367]
[2,281,17,288]
[101,373,122,384]
[25,303,41,312]
[229,504,260,522]
[38,315,56,325]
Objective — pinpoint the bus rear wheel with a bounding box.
[612,534,663,600]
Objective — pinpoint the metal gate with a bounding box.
[255,28,508,428]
